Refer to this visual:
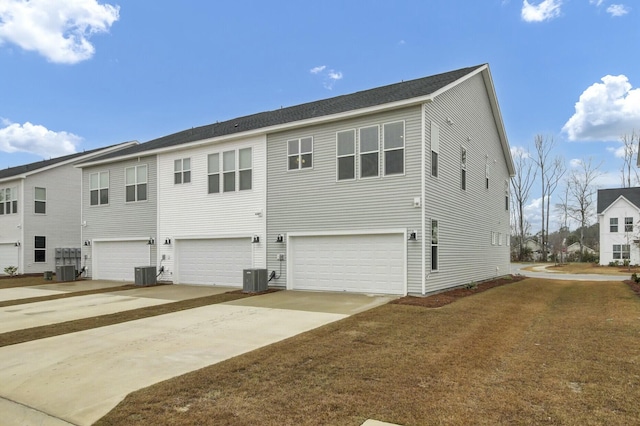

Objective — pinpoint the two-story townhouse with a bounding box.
[597,187,640,265]
[78,63,514,294]
[266,64,514,295]
[77,131,267,285]
[0,142,136,275]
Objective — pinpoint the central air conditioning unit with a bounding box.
[134,266,157,286]
[243,268,268,293]
[56,265,76,282]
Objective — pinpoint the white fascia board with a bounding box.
[78,97,435,168]
[0,175,26,184]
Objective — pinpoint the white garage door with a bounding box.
[290,233,405,294]
[176,238,252,286]
[93,241,150,281]
[0,244,19,275]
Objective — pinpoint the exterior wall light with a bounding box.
[408,231,418,241]
[15,241,21,247]
[84,240,91,246]
[164,238,172,245]
[275,234,284,243]
[147,237,155,245]
[252,235,260,243]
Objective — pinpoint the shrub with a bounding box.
[633,273,640,284]
[3,266,18,276]
[465,281,478,290]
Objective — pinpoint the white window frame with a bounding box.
[174,158,191,184]
[336,129,356,181]
[359,125,380,179]
[125,165,148,203]
[625,217,633,232]
[239,147,252,191]
[223,150,236,193]
[431,219,439,271]
[613,244,630,260]
[287,137,313,171]
[34,235,46,263]
[461,146,467,191]
[90,172,109,206]
[208,148,252,193]
[383,121,405,176]
[431,122,439,178]
[207,153,220,194]
[34,187,46,214]
[610,217,618,233]
[0,187,18,215]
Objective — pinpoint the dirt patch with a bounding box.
[391,274,527,308]
[624,279,640,296]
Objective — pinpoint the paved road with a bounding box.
[511,263,627,281]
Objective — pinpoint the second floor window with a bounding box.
[610,218,618,232]
[383,121,404,175]
[461,147,467,191]
[208,148,252,193]
[288,137,313,170]
[625,217,633,232]
[34,187,46,214]
[174,158,191,184]
[125,165,148,202]
[337,130,355,181]
[0,187,18,215]
[90,172,109,206]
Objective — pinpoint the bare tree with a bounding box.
[534,135,564,261]
[510,147,537,261]
[555,183,571,263]
[620,130,640,188]
[567,157,602,261]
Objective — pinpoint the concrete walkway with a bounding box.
[511,263,626,281]
[0,285,395,426]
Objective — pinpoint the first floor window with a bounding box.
[125,165,147,202]
[625,217,633,232]
[337,130,355,180]
[34,236,46,263]
[174,158,191,184]
[0,187,18,214]
[431,220,439,271]
[288,137,313,170]
[383,121,404,175]
[90,172,109,206]
[34,187,46,214]
[613,244,631,260]
[610,218,618,232]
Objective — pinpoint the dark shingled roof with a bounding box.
[87,65,485,163]
[597,187,640,213]
[0,143,135,181]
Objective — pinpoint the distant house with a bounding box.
[597,187,640,265]
[0,142,136,275]
[76,64,514,295]
[565,242,595,258]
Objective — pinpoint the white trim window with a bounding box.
[485,162,490,190]
[610,218,618,232]
[174,158,191,184]
[34,187,46,214]
[288,137,313,170]
[125,165,147,202]
[239,148,252,190]
[383,121,404,176]
[34,236,46,263]
[207,153,220,194]
[223,151,236,192]
[431,122,439,178]
[461,147,467,190]
[613,244,630,260]
[431,219,439,271]
[360,126,379,178]
[0,187,18,215]
[337,130,356,181]
[90,172,109,206]
[625,217,633,232]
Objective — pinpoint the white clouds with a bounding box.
[607,4,630,16]
[0,121,80,158]
[562,75,640,141]
[310,65,343,90]
[521,0,562,22]
[0,0,120,64]
[589,0,604,6]
[569,158,583,168]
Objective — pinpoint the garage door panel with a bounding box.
[94,241,150,281]
[290,233,405,295]
[176,238,251,286]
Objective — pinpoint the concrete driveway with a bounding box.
[0,283,395,426]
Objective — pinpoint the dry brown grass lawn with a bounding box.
[96,278,640,426]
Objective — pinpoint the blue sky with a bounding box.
[0,0,638,232]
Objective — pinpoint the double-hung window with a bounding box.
[383,121,404,175]
[431,122,439,178]
[625,217,633,232]
[34,236,46,263]
[461,147,467,190]
[610,218,618,232]
[90,172,109,206]
[431,220,439,271]
[207,153,220,194]
[208,148,252,193]
[239,148,252,190]
[288,137,313,170]
[125,165,147,202]
[0,187,18,215]
[337,130,355,181]
[613,244,630,260]
[34,187,46,214]
[223,151,236,192]
[360,126,379,178]
[174,158,191,184]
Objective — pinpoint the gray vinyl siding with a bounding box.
[81,156,158,277]
[423,73,511,293]
[21,166,85,273]
[267,107,423,291]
